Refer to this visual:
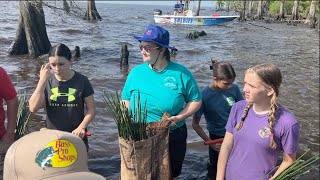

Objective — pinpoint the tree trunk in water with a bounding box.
[247,1,253,19]
[184,0,189,12]
[278,0,285,20]
[195,0,201,16]
[226,2,230,12]
[63,0,70,14]
[256,0,263,20]
[292,0,299,20]
[8,0,51,58]
[239,0,246,21]
[85,0,102,21]
[263,1,269,15]
[305,0,317,28]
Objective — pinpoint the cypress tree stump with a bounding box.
[84,0,102,21]
[8,0,51,58]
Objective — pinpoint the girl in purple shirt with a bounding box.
[217,64,300,180]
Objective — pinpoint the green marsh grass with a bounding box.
[265,149,319,180]
[103,91,147,141]
[15,92,31,140]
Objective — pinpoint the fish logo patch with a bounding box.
[35,139,78,169]
[258,127,272,138]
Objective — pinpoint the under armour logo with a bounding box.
[50,87,76,102]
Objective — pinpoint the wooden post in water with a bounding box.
[74,46,80,58]
[120,44,129,68]
[195,0,201,16]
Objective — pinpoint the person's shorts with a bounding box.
[169,123,187,177]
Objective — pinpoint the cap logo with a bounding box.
[146,30,152,36]
[35,139,78,169]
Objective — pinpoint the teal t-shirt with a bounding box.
[122,61,201,129]
[194,84,243,136]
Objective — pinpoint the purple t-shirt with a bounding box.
[225,100,300,180]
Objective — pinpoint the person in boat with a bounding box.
[192,60,243,180]
[29,43,96,150]
[174,1,184,16]
[121,24,202,180]
[217,64,300,180]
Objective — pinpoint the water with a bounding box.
[0,2,319,179]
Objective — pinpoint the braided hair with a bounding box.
[236,64,282,149]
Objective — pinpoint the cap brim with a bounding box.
[133,36,178,51]
[42,172,105,180]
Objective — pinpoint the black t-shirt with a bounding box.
[44,71,94,132]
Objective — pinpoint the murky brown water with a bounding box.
[0,2,319,179]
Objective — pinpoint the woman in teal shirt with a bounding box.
[121,24,202,179]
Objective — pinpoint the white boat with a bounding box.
[153,3,239,26]
[154,14,239,26]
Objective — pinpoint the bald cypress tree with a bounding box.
[84,0,101,21]
[305,0,317,28]
[292,0,300,20]
[8,0,51,58]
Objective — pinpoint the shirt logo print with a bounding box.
[226,97,235,106]
[164,76,177,89]
[50,87,76,102]
[258,126,272,138]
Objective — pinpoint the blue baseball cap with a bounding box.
[134,24,178,51]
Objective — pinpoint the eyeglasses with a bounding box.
[139,44,159,53]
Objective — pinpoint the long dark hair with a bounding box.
[48,43,72,61]
[210,59,236,80]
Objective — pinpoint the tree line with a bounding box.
[214,0,318,27]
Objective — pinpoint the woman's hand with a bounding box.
[168,115,183,127]
[72,127,86,138]
[210,143,222,151]
[39,63,52,82]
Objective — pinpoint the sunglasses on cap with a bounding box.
[139,44,159,53]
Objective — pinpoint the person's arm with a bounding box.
[72,95,96,138]
[192,115,220,151]
[270,153,296,179]
[216,131,234,180]
[1,97,18,143]
[169,100,202,125]
[29,63,52,112]
[192,116,210,141]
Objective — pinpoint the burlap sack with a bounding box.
[119,120,171,180]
